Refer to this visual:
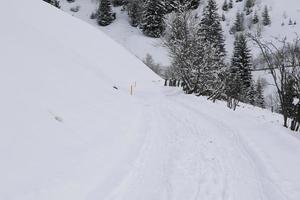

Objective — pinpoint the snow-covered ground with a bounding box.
[1,0,300,199]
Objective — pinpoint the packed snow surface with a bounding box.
[1,0,300,200]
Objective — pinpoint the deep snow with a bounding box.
[1,0,300,200]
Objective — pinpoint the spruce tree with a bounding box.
[222,0,229,11]
[43,0,60,8]
[244,0,254,15]
[228,0,233,9]
[231,34,253,102]
[189,0,200,10]
[253,11,259,24]
[111,0,125,7]
[97,0,115,26]
[262,6,271,26]
[233,12,245,32]
[140,0,165,38]
[255,80,265,108]
[197,0,226,96]
[198,0,226,58]
[127,0,141,27]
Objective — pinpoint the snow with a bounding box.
[293,98,299,105]
[60,0,170,67]
[1,0,300,200]
[60,0,300,65]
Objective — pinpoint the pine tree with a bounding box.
[262,6,271,26]
[197,0,226,96]
[255,79,265,108]
[222,0,229,11]
[228,0,233,9]
[253,11,259,24]
[222,13,226,21]
[244,0,254,15]
[127,0,141,27]
[198,0,226,58]
[189,0,200,9]
[97,0,115,26]
[232,12,245,32]
[231,34,253,102]
[111,0,125,7]
[140,0,165,38]
[43,0,60,8]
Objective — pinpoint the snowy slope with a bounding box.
[60,0,170,66]
[0,0,160,199]
[60,0,300,66]
[2,0,300,200]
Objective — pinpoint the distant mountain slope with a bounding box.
[60,0,300,66]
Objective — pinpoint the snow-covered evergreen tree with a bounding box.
[140,0,165,38]
[222,0,229,11]
[97,0,115,26]
[112,0,125,7]
[198,0,226,62]
[43,0,60,8]
[231,34,253,102]
[262,6,271,26]
[197,0,226,96]
[228,0,233,9]
[127,0,141,27]
[231,12,245,33]
[164,8,197,93]
[244,0,255,15]
[255,79,265,108]
[252,11,259,24]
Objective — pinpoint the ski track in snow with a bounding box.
[102,85,299,200]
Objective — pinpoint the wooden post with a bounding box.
[130,85,133,96]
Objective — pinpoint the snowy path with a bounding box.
[104,84,300,200]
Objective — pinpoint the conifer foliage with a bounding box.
[255,79,265,108]
[97,0,116,26]
[141,0,165,38]
[43,0,60,8]
[197,0,226,96]
[164,0,227,97]
[229,34,253,103]
[262,6,271,26]
[127,0,141,27]
[198,0,226,61]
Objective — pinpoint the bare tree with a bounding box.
[250,34,300,128]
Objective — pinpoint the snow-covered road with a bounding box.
[104,84,300,200]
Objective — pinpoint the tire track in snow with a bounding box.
[169,93,290,200]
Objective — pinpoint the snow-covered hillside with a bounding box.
[2,0,300,200]
[60,0,300,66]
